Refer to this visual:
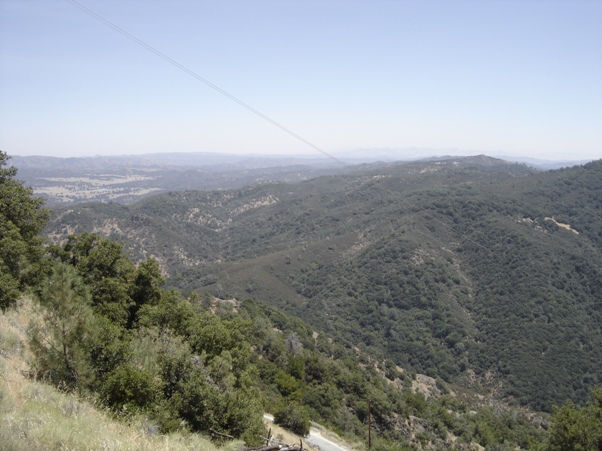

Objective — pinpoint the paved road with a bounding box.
[305,430,350,451]
[263,414,350,451]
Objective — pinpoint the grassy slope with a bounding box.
[0,297,237,451]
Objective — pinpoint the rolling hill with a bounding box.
[45,155,602,412]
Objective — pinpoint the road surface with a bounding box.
[306,430,350,451]
[263,414,351,451]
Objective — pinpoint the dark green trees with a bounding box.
[543,387,602,450]
[0,151,49,308]
[37,233,266,443]
[29,262,95,387]
[274,403,311,436]
[50,232,164,327]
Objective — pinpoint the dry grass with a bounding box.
[0,297,241,451]
[263,420,307,449]
[262,416,348,451]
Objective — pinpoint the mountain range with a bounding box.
[12,152,590,206]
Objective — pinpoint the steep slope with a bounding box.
[45,156,602,411]
[0,297,233,451]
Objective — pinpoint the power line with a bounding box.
[65,0,347,167]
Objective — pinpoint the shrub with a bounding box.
[274,402,311,436]
[100,364,157,413]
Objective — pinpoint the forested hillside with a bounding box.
[45,156,602,415]
[3,151,602,449]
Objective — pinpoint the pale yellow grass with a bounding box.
[0,297,241,451]
[263,419,309,449]
[262,416,348,451]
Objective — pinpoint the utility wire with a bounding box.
[66,0,347,167]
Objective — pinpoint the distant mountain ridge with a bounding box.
[12,152,535,205]
[14,150,590,171]
[12,152,344,170]
[11,153,357,205]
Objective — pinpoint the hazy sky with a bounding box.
[1,0,601,161]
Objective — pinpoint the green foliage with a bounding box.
[155,345,265,441]
[100,363,158,413]
[50,233,165,328]
[543,387,602,450]
[36,157,602,447]
[24,236,550,449]
[58,232,136,326]
[172,369,265,443]
[239,300,548,448]
[0,264,20,310]
[0,151,49,308]
[45,157,602,411]
[274,402,311,436]
[129,258,164,327]
[287,355,305,380]
[29,262,95,387]
[275,370,300,398]
[85,315,131,382]
[25,230,267,443]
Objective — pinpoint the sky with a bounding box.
[1,0,601,161]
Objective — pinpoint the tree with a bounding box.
[100,363,158,413]
[285,331,303,356]
[54,232,136,326]
[29,262,95,388]
[543,387,602,450]
[129,258,164,327]
[0,151,49,308]
[51,232,166,328]
[274,402,311,436]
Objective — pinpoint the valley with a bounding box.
[10,153,357,205]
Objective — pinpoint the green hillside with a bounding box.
[4,150,602,449]
[45,156,602,414]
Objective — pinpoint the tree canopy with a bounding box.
[0,150,49,308]
[542,387,602,450]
